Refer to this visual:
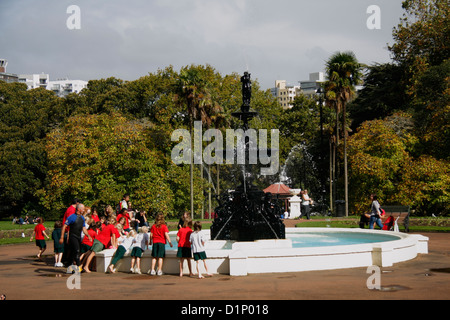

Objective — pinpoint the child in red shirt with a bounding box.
[176,219,193,277]
[148,213,172,276]
[80,223,97,261]
[117,208,131,232]
[30,217,49,260]
[83,217,120,273]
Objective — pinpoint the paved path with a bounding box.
[0,228,449,302]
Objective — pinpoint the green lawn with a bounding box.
[0,219,213,245]
[1,217,448,246]
[295,216,450,233]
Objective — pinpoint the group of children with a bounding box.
[108,212,211,278]
[30,209,211,278]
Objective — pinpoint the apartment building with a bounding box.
[271,72,325,109]
[1,59,87,96]
[299,72,325,98]
[48,79,88,97]
[271,80,301,109]
[18,73,50,90]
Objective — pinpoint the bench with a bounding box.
[381,205,410,232]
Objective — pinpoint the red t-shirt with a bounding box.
[108,226,121,247]
[81,228,97,246]
[34,223,46,240]
[62,205,76,233]
[177,227,192,248]
[150,224,169,244]
[92,214,100,223]
[96,224,120,247]
[117,212,130,229]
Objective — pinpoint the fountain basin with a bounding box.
[95,228,428,276]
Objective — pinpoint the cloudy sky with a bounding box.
[0,0,405,89]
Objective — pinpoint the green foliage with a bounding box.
[324,51,364,113]
[396,155,450,215]
[348,113,449,215]
[389,0,450,96]
[38,112,203,219]
[348,63,410,131]
[390,0,449,67]
[280,95,322,190]
[413,60,450,160]
[0,83,64,216]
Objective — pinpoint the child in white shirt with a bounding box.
[130,226,149,274]
[189,221,212,278]
[108,229,137,273]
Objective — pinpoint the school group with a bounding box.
[29,195,212,278]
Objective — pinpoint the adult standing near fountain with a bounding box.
[59,203,92,273]
[301,190,313,220]
[369,193,384,229]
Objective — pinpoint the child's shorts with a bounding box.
[91,239,105,253]
[176,247,192,258]
[193,251,207,261]
[131,247,143,258]
[151,243,165,258]
[35,239,46,249]
[54,246,64,253]
[81,243,91,253]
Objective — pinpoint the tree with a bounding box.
[348,112,449,215]
[348,63,409,131]
[389,0,450,96]
[0,83,64,217]
[324,51,363,216]
[413,60,450,160]
[279,95,320,187]
[396,155,450,215]
[174,65,221,217]
[347,113,414,214]
[39,112,197,218]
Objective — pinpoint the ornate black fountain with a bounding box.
[210,72,286,241]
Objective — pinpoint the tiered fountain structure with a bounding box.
[210,72,285,241]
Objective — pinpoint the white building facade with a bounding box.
[47,79,88,97]
[16,74,87,96]
[18,73,50,90]
[271,72,325,109]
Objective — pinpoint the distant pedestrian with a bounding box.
[301,190,313,220]
[369,194,384,230]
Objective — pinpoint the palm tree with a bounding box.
[324,51,363,216]
[175,65,222,217]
